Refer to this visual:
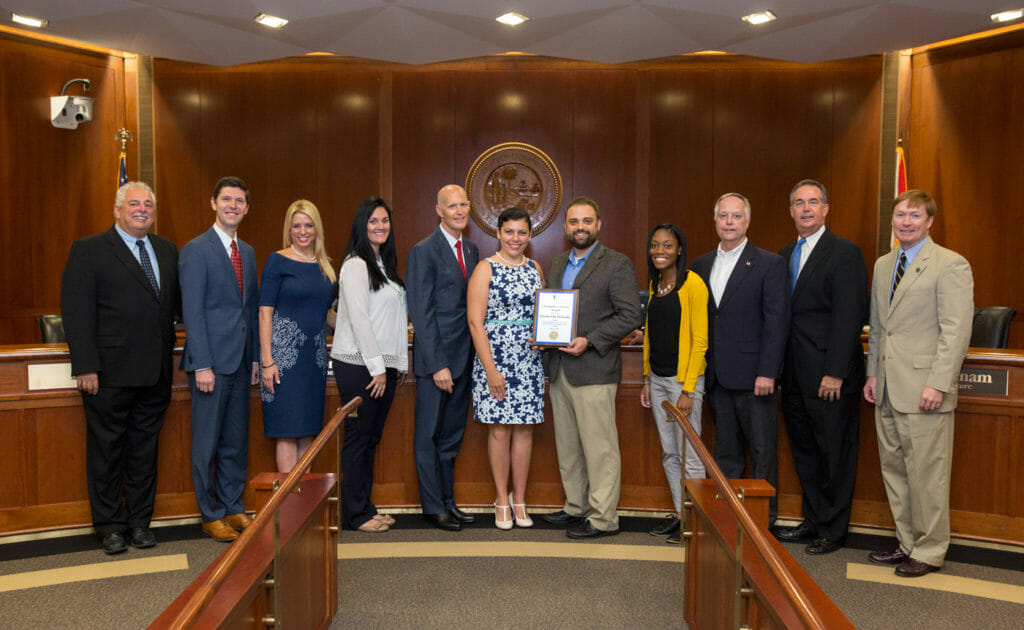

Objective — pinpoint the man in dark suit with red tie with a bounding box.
[775,179,869,555]
[179,176,260,542]
[406,184,480,531]
[61,182,179,554]
[691,192,789,526]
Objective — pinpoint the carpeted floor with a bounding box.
[0,514,1021,629]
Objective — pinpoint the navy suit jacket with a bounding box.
[779,229,869,396]
[691,243,789,391]
[61,226,179,387]
[406,226,479,379]
[179,227,260,374]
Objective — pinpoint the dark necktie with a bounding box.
[135,239,159,295]
[455,240,466,278]
[789,237,806,294]
[891,251,907,300]
[230,240,244,294]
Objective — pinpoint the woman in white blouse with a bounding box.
[331,196,407,533]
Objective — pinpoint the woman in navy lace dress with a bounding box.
[258,200,336,473]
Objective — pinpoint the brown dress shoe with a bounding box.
[202,519,239,542]
[868,547,909,565]
[224,513,253,531]
[895,557,939,578]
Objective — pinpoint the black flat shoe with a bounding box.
[566,521,619,539]
[127,527,157,549]
[423,513,462,531]
[101,532,128,555]
[448,507,475,524]
[541,511,584,527]
[650,515,680,536]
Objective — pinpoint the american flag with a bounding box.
[118,151,128,188]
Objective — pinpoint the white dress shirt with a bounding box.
[709,238,748,305]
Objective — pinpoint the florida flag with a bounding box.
[891,145,907,249]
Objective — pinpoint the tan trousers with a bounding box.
[548,371,621,531]
[876,389,955,567]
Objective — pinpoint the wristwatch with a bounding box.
[681,390,695,399]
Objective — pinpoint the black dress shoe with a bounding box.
[541,510,584,527]
[448,507,475,524]
[805,537,842,555]
[895,557,939,578]
[127,527,157,549]
[869,547,909,565]
[101,532,128,555]
[771,522,815,543]
[650,515,680,536]
[666,531,682,544]
[566,521,619,539]
[423,513,462,531]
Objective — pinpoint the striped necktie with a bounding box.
[890,251,907,301]
[136,239,159,295]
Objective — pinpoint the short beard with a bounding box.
[570,231,597,250]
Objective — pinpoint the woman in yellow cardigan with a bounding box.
[639,223,709,544]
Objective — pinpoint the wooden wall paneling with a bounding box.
[827,63,883,264]
[712,67,836,254]
[0,35,126,343]
[569,70,639,272]
[313,68,382,259]
[151,61,207,247]
[646,69,717,270]
[452,69,575,270]
[390,71,455,277]
[0,409,28,511]
[948,410,1011,515]
[909,45,1024,331]
[195,68,321,267]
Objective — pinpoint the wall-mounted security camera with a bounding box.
[51,78,93,129]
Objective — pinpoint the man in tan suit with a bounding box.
[863,189,973,577]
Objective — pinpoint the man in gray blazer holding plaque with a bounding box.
[541,196,641,538]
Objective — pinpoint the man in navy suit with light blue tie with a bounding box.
[179,176,260,542]
[691,193,789,526]
[406,184,479,531]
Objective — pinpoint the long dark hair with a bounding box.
[344,196,403,291]
[646,223,688,289]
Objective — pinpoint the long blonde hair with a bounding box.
[282,199,335,282]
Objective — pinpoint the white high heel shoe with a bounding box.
[494,502,513,530]
[510,492,533,528]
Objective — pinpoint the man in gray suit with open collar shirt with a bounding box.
[541,196,641,539]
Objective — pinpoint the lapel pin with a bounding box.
[745,261,751,266]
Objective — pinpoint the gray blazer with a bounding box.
[546,242,641,386]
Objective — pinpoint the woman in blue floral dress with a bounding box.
[467,207,545,530]
[258,200,336,473]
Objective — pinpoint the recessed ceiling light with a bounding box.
[741,10,777,26]
[496,12,530,26]
[254,13,288,29]
[12,13,48,28]
[991,9,1024,23]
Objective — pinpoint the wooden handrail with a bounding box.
[166,396,361,629]
[663,400,829,630]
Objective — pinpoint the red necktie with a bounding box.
[230,240,244,294]
[455,240,466,278]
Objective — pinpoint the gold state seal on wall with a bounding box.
[465,142,562,237]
